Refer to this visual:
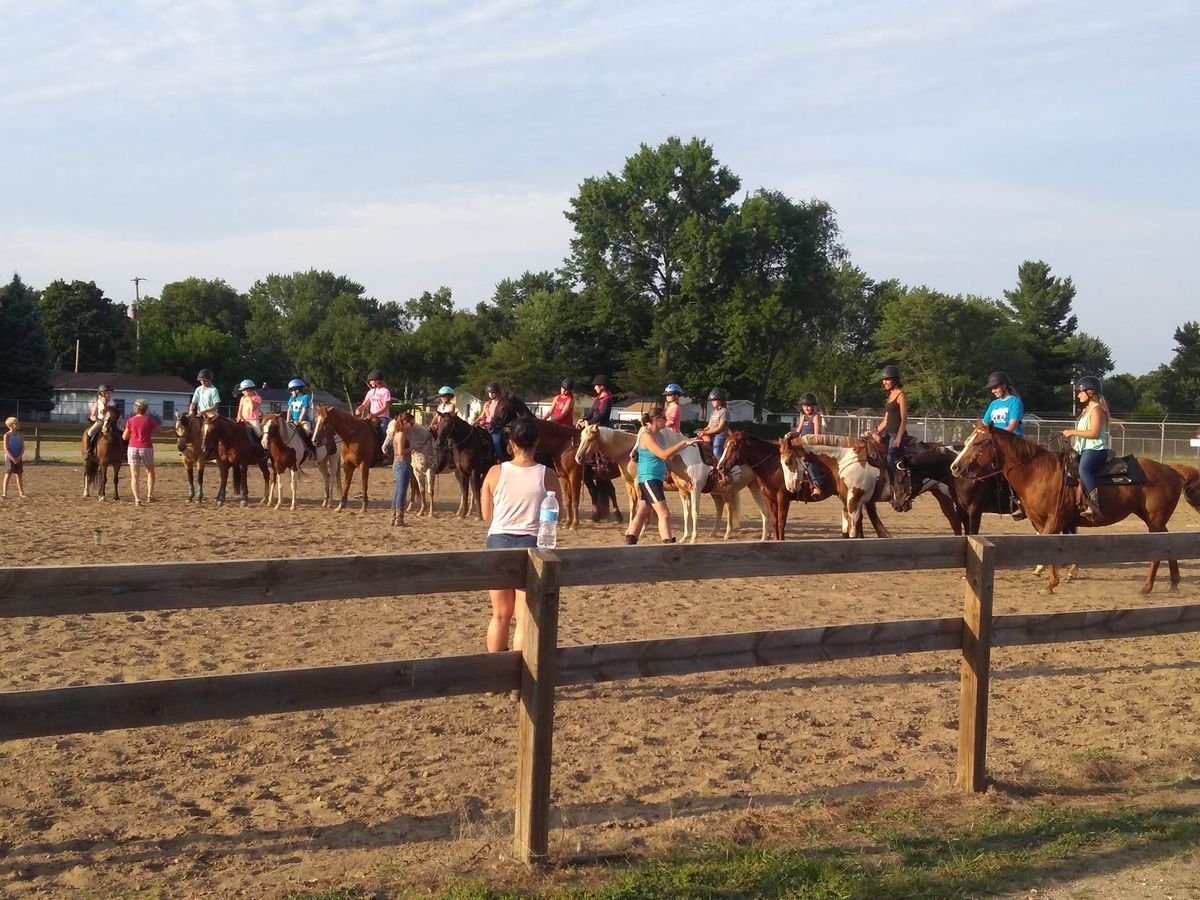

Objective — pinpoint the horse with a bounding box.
[490,395,592,529]
[880,443,1002,535]
[312,404,382,512]
[81,407,124,501]
[950,422,1200,593]
[174,412,218,502]
[774,434,893,539]
[399,420,452,517]
[200,415,270,508]
[259,414,336,510]
[430,412,496,519]
[577,424,769,541]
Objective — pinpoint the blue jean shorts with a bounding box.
[485,532,538,550]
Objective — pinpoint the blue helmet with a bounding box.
[238,379,256,392]
[664,383,683,395]
[287,378,305,390]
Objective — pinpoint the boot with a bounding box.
[394,508,406,527]
[662,536,677,544]
[1011,497,1027,521]
[1083,489,1102,519]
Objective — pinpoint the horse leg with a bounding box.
[865,502,892,538]
[196,460,206,503]
[932,490,962,536]
[337,460,353,510]
[289,468,298,510]
[112,463,121,501]
[257,460,269,506]
[359,464,370,513]
[711,495,725,538]
[777,494,791,540]
[215,462,229,507]
[185,460,195,502]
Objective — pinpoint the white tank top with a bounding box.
[488,462,547,537]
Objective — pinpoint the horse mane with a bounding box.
[795,433,861,449]
[987,424,1041,463]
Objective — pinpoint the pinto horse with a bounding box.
[259,414,337,509]
[313,404,380,512]
[81,407,125,501]
[200,415,270,508]
[431,412,495,518]
[780,434,894,539]
[950,422,1200,592]
[490,395,592,529]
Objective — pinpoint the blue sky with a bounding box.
[2,0,1196,375]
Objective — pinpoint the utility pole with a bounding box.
[131,276,146,373]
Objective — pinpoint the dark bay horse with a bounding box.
[490,395,592,528]
[200,415,270,507]
[175,412,218,502]
[81,407,124,501]
[950,422,1200,592]
[887,443,1010,535]
[430,411,496,518]
[313,404,380,512]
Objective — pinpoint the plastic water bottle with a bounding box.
[536,491,559,549]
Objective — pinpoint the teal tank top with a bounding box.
[1072,405,1109,452]
[636,431,666,483]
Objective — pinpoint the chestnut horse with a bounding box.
[200,415,270,507]
[174,412,217,502]
[430,412,496,518]
[259,414,337,510]
[313,404,380,512]
[81,407,125,501]
[779,434,894,539]
[490,395,589,529]
[950,422,1200,592]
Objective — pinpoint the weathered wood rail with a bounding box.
[2,531,1199,863]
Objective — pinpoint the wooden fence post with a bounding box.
[513,548,561,864]
[957,536,995,791]
[34,427,41,463]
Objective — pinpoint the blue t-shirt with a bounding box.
[983,395,1024,437]
[288,393,312,422]
[4,431,23,458]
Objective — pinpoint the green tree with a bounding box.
[39,279,133,372]
[566,136,740,378]
[1103,373,1140,418]
[136,278,251,381]
[874,288,1032,414]
[1001,261,1078,410]
[1156,321,1200,416]
[0,275,53,411]
[1064,333,1115,385]
[807,266,896,409]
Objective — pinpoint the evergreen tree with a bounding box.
[1001,261,1078,411]
[0,275,54,412]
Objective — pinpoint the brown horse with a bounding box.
[81,407,125,501]
[430,411,496,518]
[490,395,589,528]
[716,430,810,540]
[174,412,218,502]
[313,404,380,512]
[778,435,893,539]
[200,415,270,508]
[950,422,1200,592]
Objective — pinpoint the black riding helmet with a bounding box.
[197,368,214,381]
[98,383,113,392]
[881,364,901,381]
[799,392,817,406]
[367,370,383,382]
[592,375,608,388]
[1076,375,1103,394]
[986,371,1010,390]
[487,382,501,394]
[709,387,729,402]
[561,377,575,391]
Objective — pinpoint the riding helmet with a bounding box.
[986,371,1009,390]
[592,375,608,387]
[238,379,256,392]
[799,392,817,406]
[487,382,501,394]
[881,364,901,381]
[709,387,729,402]
[197,368,214,381]
[287,378,305,390]
[97,383,113,393]
[1076,375,1103,394]
[438,385,455,396]
[561,377,575,391]
[367,370,383,382]
[664,382,683,396]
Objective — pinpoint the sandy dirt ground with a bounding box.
[1,461,1199,898]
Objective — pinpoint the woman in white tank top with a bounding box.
[480,418,561,652]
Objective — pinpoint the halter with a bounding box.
[437,415,479,451]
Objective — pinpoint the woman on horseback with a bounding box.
[475,382,505,461]
[544,378,576,426]
[787,392,826,499]
[236,379,263,438]
[696,388,730,461]
[662,383,683,431]
[874,365,908,469]
[1062,375,1110,519]
[436,386,457,415]
[286,378,312,433]
[85,384,118,455]
[355,370,392,444]
[623,408,698,545]
[579,375,613,428]
[189,369,220,416]
[982,371,1024,436]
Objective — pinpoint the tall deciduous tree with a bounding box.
[39,279,133,373]
[137,278,251,382]
[566,136,740,378]
[1001,260,1078,410]
[807,266,896,409]
[1158,321,1200,416]
[0,275,53,410]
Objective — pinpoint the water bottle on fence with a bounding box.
[536,491,559,549]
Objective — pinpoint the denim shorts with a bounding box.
[485,532,538,550]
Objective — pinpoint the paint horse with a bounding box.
[778,434,893,539]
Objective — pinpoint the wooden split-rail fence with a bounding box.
[2,532,1199,864]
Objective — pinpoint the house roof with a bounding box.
[52,372,193,394]
[257,388,348,409]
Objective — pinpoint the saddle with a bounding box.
[1062,449,1147,487]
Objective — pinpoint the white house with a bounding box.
[51,372,193,423]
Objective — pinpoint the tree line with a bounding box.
[3,136,1198,418]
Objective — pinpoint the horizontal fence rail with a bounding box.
[2,534,1199,863]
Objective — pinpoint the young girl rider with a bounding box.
[85,383,119,456]
[544,379,576,426]
[436,386,457,415]
[235,379,263,439]
[787,392,827,499]
[662,383,684,432]
[1062,375,1110,519]
[355,370,392,445]
[695,387,730,462]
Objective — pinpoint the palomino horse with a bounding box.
[779,434,893,539]
[200,416,270,508]
[577,424,769,540]
[430,412,496,518]
[175,412,217,502]
[260,414,337,509]
[81,407,125,501]
[490,395,591,529]
[313,404,381,512]
[950,422,1200,592]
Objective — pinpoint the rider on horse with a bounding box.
[85,383,119,457]
[786,392,826,499]
[695,387,730,462]
[1062,375,1110,519]
[475,382,505,461]
[286,378,315,459]
[355,370,392,446]
[544,378,576,426]
[189,369,221,417]
[436,386,457,415]
[981,370,1027,519]
[578,375,613,428]
[236,379,263,442]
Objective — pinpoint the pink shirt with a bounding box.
[663,402,681,432]
[363,386,392,420]
[125,414,156,449]
[238,392,262,423]
[477,398,498,426]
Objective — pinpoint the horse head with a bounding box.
[491,394,530,432]
[575,424,599,464]
[260,414,279,449]
[433,411,460,451]
[312,404,334,444]
[100,407,121,434]
[716,430,745,479]
[890,457,913,511]
[778,437,805,493]
[949,421,994,477]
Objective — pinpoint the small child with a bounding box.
[3,416,27,498]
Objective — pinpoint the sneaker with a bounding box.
[662,537,678,544]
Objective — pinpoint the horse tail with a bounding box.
[84,455,99,487]
[1171,464,1200,512]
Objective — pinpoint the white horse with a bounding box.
[260,415,337,508]
[780,435,892,538]
[577,425,769,541]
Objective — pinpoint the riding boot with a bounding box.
[1083,489,1102,519]
[394,508,406,527]
[1011,497,1027,521]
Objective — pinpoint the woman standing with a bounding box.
[623,408,698,545]
[383,413,412,527]
[1062,375,1109,519]
[121,399,156,506]
[874,365,908,469]
[481,418,562,652]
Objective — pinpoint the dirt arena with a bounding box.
[1,461,1199,897]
